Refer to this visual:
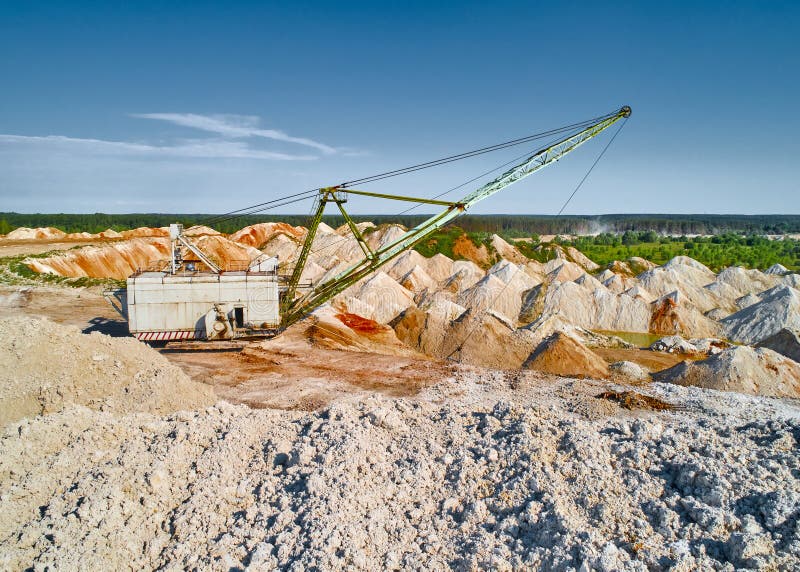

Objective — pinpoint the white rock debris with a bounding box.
[1,370,799,571]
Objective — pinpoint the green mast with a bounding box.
[280,105,631,328]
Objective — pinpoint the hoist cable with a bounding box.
[204,109,619,228]
[339,111,617,188]
[556,117,628,216]
[206,194,317,227]
[280,138,565,270]
[394,133,570,217]
[204,189,320,226]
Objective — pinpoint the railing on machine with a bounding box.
[130,258,278,276]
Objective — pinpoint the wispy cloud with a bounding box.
[132,113,337,154]
[0,134,315,160]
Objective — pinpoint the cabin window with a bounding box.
[234,306,244,328]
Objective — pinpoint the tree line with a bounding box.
[2,212,800,236]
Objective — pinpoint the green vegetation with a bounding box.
[563,232,800,272]
[412,229,800,272]
[2,213,799,273]
[414,227,461,258]
[3,212,800,236]
[413,226,493,260]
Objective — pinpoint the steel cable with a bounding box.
[202,109,620,229]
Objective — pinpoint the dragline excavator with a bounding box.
[123,106,631,343]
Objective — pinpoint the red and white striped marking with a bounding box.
[135,330,200,341]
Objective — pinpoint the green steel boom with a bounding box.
[280,105,631,328]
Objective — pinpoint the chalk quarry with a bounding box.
[2,223,800,570]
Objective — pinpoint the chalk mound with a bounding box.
[229,222,305,249]
[305,306,417,356]
[392,295,467,357]
[188,235,261,269]
[756,328,800,363]
[399,265,438,295]
[535,279,651,333]
[714,266,777,298]
[628,256,657,275]
[649,291,721,339]
[120,227,169,239]
[334,221,375,236]
[183,225,220,237]
[639,257,722,313]
[366,224,406,250]
[261,232,302,266]
[663,255,715,277]
[723,285,800,344]
[426,253,455,282]
[447,309,534,369]
[545,259,586,282]
[783,273,800,289]
[0,316,216,426]
[385,250,430,281]
[96,228,123,239]
[766,263,789,275]
[25,237,171,279]
[352,272,415,324]
[24,235,259,279]
[653,346,800,398]
[565,246,600,271]
[609,360,649,381]
[736,293,761,310]
[5,227,66,240]
[523,332,609,379]
[457,274,518,323]
[490,234,528,264]
[441,260,484,294]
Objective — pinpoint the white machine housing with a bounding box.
[126,224,281,341]
[127,271,280,341]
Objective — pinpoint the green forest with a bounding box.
[2,213,800,272]
[2,212,800,236]
[562,232,800,272]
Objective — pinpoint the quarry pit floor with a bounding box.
[0,284,455,409]
[0,281,689,411]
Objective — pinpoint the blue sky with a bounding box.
[1,1,798,215]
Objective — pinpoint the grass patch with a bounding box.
[413,226,467,259]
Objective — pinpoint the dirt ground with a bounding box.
[1,283,688,409]
[164,338,450,410]
[0,283,450,410]
[593,347,690,371]
[0,239,696,409]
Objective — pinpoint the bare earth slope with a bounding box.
[0,316,216,426]
[523,332,610,378]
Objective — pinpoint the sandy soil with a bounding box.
[164,339,450,411]
[0,285,128,336]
